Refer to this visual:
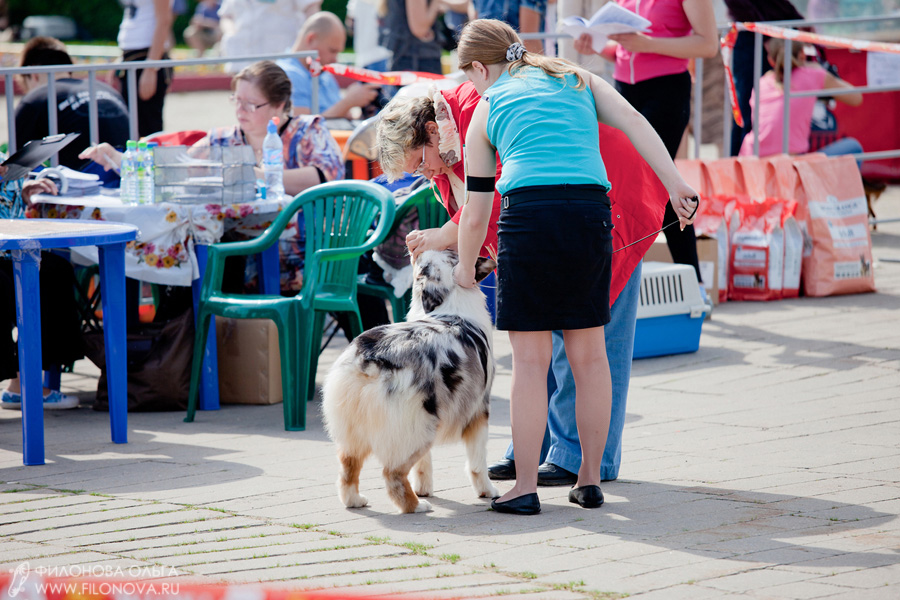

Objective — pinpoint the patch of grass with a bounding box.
[327,530,343,537]
[207,507,227,513]
[2,488,30,493]
[291,523,318,530]
[402,541,432,555]
[492,589,513,596]
[518,571,538,580]
[366,535,390,543]
[440,553,460,564]
[584,591,629,600]
[56,489,85,494]
[551,580,585,591]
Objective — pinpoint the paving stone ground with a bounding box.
[1,188,898,599]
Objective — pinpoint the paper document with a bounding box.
[558,3,651,53]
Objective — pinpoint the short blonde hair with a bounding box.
[375,94,435,181]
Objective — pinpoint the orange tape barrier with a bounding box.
[741,21,900,55]
[720,22,900,130]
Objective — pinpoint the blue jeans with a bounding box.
[504,262,641,481]
[820,137,864,167]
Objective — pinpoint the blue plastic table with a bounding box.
[0,219,138,465]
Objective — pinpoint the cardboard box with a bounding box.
[216,317,283,405]
[642,234,719,305]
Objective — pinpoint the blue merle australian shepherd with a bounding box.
[322,250,499,513]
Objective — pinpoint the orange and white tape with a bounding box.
[720,21,900,128]
[306,58,451,87]
[742,21,900,55]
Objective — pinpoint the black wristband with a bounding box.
[467,176,495,193]
[315,166,328,184]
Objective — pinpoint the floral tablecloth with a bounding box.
[27,194,292,286]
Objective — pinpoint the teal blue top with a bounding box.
[484,68,610,195]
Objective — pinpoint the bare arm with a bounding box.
[608,0,718,60]
[406,0,442,41]
[282,166,333,196]
[406,220,459,260]
[138,0,174,100]
[584,70,697,226]
[455,99,495,287]
[824,70,863,106]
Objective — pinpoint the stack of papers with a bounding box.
[559,3,652,53]
[42,166,102,196]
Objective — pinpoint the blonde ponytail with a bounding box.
[457,19,586,90]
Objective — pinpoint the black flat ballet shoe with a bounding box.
[568,485,604,509]
[537,462,578,486]
[488,458,516,481]
[491,493,541,515]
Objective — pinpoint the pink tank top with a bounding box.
[613,0,692,85]
[739,66,828,157]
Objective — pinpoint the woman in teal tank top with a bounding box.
[453,19,699,515]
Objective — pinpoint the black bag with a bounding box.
[84,307,194,412]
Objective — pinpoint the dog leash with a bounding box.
[612,196,700,254]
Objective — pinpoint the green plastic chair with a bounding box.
[357,185,450,322]
[185,180,396,431]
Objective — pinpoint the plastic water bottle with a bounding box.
[262,117,284,200]
[120,140,138,204]
[137,140,155,204]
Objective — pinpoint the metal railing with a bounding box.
[739,13,900,162]
[0,50,319,165]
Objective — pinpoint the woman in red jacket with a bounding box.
[375,81,668,486]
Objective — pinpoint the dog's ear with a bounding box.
[473,257,497,283]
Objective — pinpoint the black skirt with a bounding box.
[496,184,613,332]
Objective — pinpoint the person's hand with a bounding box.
[79,143,123,172]
[22,178,58,205]
[667,182,700,230]
[608,32,656,54]
[406,227,450,261]
[574,32,595,55]
[345,83,380,108]
[138,68,158,101]
[453,262,476,288]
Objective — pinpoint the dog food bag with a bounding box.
[793,156,876,297]
[728,198,785,301]
[695,194,737,303]
[736,157,769,200]
[675,159,705,194]
[782,209,803,299]
[702,158,744,196]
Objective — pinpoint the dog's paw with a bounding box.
[414,481,433,497]
[342,493,369,508]
[412,499,433,513]
[477,482,500,499]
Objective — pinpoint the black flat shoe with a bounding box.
[568,485,604,509]
[537,462,578,486]
[487,458,516,481]
[491,493,541,515]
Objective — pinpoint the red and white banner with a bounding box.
[741,21,900,55]
[721,21,900,129]
[306,58,451,87]
[720,26,744,128]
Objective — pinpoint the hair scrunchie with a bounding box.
[506,42,526,62]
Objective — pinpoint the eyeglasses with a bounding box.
[412,146,427,176]
[229,95,270,114]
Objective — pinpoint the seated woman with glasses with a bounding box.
[81,60,346,292]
